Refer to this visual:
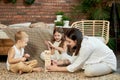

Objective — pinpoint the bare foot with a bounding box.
[33,67,42,72]
[19,70,23,74]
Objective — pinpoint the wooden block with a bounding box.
[44,50,51,72]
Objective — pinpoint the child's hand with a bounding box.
[45,40,49,45]
[21,57,26,62]
[45,41,51,50]
[48,41,55,48]
[24,53,30,58]
[48,41,52,45]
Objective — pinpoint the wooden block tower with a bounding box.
[44,50,51,72]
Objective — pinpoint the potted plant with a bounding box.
[62,15,70,27]
[55,21,64,27]
[55,11,64,21]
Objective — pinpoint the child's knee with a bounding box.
[28,60,38,65]
[33,59,37,63]
[18,62,25,69]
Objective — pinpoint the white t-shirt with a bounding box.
[6,45,24,70]
[66,36,117,72]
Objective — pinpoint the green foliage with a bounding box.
[55,21,64,26]
[72,0,111,20]
[62,15,70,21]
[7,0,17,4]
[5,0,35,5]
[107,38,116,51]
[11,0,16,4]
[90,7,110,20]
[24,0,35,5]
[55,11,64,15]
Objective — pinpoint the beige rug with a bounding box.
[0,62,120,80]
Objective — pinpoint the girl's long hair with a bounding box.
[65,28,83,56]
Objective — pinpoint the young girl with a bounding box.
[40,27,67,61]
[47,28,117,77]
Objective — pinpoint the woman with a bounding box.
[47,28,117,77]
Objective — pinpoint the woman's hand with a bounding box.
[47,65,59,71]
[51,60,70,66]
[47,64,68,72]
[51,60,64,66]
[51,60,58,65]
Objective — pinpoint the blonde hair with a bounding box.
[15,31,28,42]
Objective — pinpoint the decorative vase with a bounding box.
[56,15,62,21]
[56,26,63,28]
[63,20,70,28]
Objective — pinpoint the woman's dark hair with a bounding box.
[65,28,83,56]
[51,27,65,54]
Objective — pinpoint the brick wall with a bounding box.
[0,0,79,25]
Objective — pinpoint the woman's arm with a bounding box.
[47,64,68,72]
[52,59,71,66]
[66,46,94,72]
[47,59,71,72]
[47,43,94,72]
[47,47,93,72]
[8,48,26,64]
